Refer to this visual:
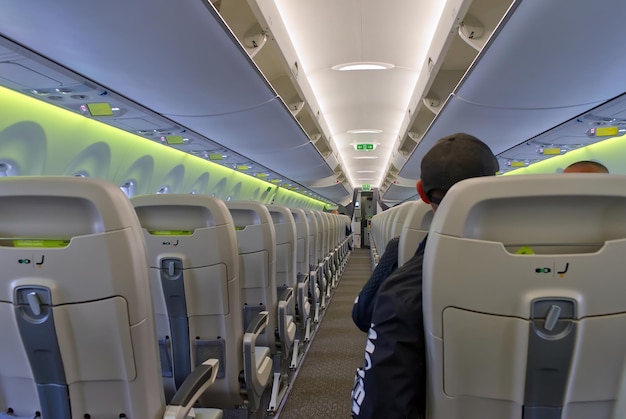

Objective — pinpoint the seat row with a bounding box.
[369,200,433,270]
[0,177,352,419]
[368,174,626,419]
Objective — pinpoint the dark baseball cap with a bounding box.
[420,133,499,199]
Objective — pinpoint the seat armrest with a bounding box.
[164,358,219,419]
[297,279,310,327]
[309,267,318,296]
[278,287,295,355]
[297,272,309,284]
[243,310,270,403]
[245,310,269,336]
[278,286,294,303]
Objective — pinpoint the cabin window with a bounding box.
[120,180,136,198]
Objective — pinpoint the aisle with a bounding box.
[277,248,371,418]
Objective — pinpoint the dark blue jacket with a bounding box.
[351,237,427,419]
[352,237,401,332]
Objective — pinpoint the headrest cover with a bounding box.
[420,133,499,197]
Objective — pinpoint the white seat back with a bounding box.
[304,210,321,267]
[398,201,432,266]
[0,177,163,418]
[131,194,245,409]
[390,202,415,243]
[265,205,297,290]
[315,211,329,262]
[226,202,278,350]
[290,208,310,278]
[424,174,626,419]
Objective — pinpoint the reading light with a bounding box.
[162,135,184,145]
[538,147,565,155]
[332,62,395,71]
[587,126,623,137]
[84,102,114,117]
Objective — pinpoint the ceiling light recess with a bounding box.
[332,62,395,71]
[347,129,383,134]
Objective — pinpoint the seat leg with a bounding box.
[314,302,320,323]
[304,318,311,342]
[290,339,300,369]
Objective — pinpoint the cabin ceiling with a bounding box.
[1,0,625,207]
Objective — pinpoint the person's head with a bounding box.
[417,133,499,211]
[563,160,609,174]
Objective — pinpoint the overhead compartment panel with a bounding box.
[0,0,277,116]
[170,98,333,182]
[399,0,626,183]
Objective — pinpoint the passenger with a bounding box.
[351,236,402,333]
[351,133,499,419]
[563,160,609,173]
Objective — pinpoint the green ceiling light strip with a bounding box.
[503,133,625,176]
[0,86,329,209]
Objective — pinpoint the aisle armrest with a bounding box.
[164,358,220,419]
[243,311,273,411]
[278,287,296,357]
[297,273,311,326]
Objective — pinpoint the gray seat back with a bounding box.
[226,202,278,350]
[424,174,626,419]
[398,201,432,266]
[131,194,245,408]
[0,177,163,418]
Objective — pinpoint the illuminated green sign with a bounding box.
[356,144,374,151]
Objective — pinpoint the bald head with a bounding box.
[563,161,609,174]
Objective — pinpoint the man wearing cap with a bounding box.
[351,133,499,419]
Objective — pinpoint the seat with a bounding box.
[398,201,432,266]
[0,177,221,419]
[265,204,302,369]
[369,213,382,266]
[390,202,416,245]
[289,208,312,343]
[423,174,626,419]
[339,214,353,272]
[326,213,341,289]
[311,211,332,302]
[131,194,272,414]
[303,209,324,322]
[226,201,295,414]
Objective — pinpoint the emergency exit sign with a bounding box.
[356,143,374,151]
[362,184,371,191]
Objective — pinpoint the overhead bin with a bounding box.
[400,0,626,183]
[0,0,338,202]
